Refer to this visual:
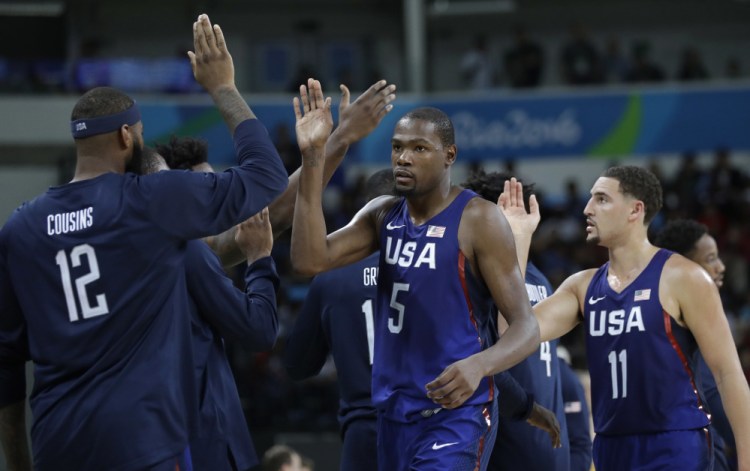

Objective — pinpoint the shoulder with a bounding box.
[560,268,598,298]
[661,252,716,299]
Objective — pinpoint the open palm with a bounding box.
[293,78,333,152]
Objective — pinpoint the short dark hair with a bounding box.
[365,168,395,201]
[653,219,707,256]
[140,146,167,175]
[462,169,535,208]
[154,136,209,171]
[262,445,298,471]
[398,107,454,147]
[71,87,134,121]
[602,165,662,224]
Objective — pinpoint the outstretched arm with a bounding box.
[290,80,383,275]
[188,14,253,133]
[268,80,396,238]
[208,80,396,268]
[533,271,588,342]
[497,177,539,276]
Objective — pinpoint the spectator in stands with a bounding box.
[504,24,545,88]
[625,41,664,83]
[676,47,710,81]
[460,34,495,91]
[602,37,630,83]
[559,23,603,85]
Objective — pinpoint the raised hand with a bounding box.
[235,207,273,264]
[335,80,396,145]
[187,14,235,94]
[497,177,540,236]
[293,78,333,154]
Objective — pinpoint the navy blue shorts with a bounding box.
[593,429,712,471]
[341,418,378,471]
[377,399,498,471]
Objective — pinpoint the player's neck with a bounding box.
[607,235,658,285]
[405,182,457,225]
[71,155,125,182]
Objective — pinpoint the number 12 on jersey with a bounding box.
[55,244,109,322]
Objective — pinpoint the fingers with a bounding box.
[187,51,196,74]
[529,194,540,217]
[192,19,204,58]
[199,14,216,51]
[213,23,227,53]
[311,79,325,110]
[292,97,302,121]
[299,84,310,114]
[339,84,351,112]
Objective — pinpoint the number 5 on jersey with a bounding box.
[55,244,109,322]
[389,282,409,334]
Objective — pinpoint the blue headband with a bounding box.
[70,102,141,139]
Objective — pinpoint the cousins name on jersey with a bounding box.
[47,207,94,236]
[383,237,436,269]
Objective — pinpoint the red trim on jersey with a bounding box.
[473,406,492,471]
[458,251,494,402]
[662,310,709,418]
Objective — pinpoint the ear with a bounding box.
[629,199,645,222]
[117,124,133,150]
[445,144,457,167]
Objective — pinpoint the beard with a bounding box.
[124,140,144,174]
[393,185,414,197]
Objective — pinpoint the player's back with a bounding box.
[319,252,379,427]
[489,262,570,471]
[375,189,496,421]
[584,248,710,435]
[1,174,199,470]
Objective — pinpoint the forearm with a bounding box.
[477,316,540,377]
[512,232,532,277]
[290,146,329,275]
[269,127,351,238]
[716,371,750,470]
[209,84,256,135]
[0,400,31,471]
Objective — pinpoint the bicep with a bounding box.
[678,268,740,380]
[471,206,531,325]
[321,206,381,270]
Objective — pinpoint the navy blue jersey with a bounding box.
[284,252,379,433]
[584,249,710,435]
[559,360,592,471]
[375,189,496,422]
[489,262,570,471]
[695,351,736,471]
[0,119,287,470]
[184,242,280,471]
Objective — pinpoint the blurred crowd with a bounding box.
[0,21,745,95]
[222,145,750,437]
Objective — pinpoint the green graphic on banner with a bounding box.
[588,95,642,158]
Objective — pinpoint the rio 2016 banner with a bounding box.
[141,84,750,165]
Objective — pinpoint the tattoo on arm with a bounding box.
[210,86,256,134]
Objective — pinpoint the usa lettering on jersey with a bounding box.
[384,236,436,269]
[589,306,646,337]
